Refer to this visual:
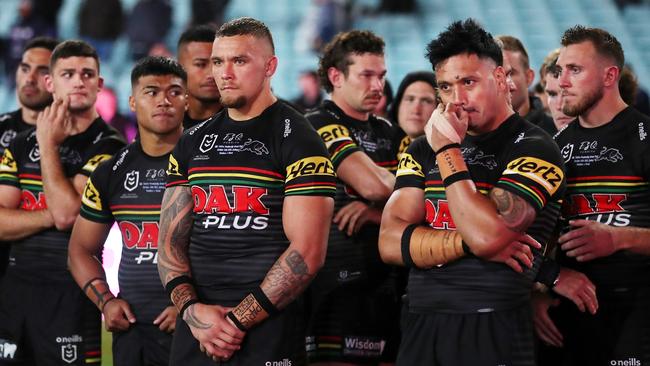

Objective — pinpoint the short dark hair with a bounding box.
[131,56,187,86]
[50,40,100,72]
[426,19,502,71]
[216,17,274,54]
[618,65,638,105]
[495,35,529,69]
[318,30,385,93]
[177,24,217,49]
[23,36,59,53]
[561,25,624,70]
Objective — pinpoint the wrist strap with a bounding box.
[100,296,117,312]
[252,287,279,316]
[401,224,419,268]
[443,171,471,187]
[435,143,461,156]
[536,257,561,288]
[165,275,193,299]
[179,298,199,319]
[227,311,247,331]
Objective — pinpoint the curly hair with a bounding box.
[317,30,385,93]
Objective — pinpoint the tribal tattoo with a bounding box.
[489,187,536,232]
[82,277,114,311]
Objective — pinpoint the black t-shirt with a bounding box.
[395,114,566,313]
[80,140,170,323]
[306,100,399,288]
[554,107,650,288]
[167,101,336,305]
[0,109,32,154]
[0,118,126,283]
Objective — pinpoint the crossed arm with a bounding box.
[0,185,54,241]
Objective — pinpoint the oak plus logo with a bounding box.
[124,170,139,192]
[425,199,456,230]
[193,185,270,230]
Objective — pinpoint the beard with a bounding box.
[19,93,52,111]
[562,86,603,117]
[220,95,246,109]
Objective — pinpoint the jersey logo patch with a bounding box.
[0,130,16,148]
[596,147,623,163]
[397,135,411,160]
[0,149,17,173]
[199,134,218,153]
[285,156,335,182]
[167,154,181,176]
[82,179,102,211]
[61,344,77,364]
[396,153,424,178]
[83,154,112,173]
[560,143,573,162]
[124,170,139,192]
[503,157,563,195]
[317,124,353,149]
[239,139,269,155]
[28,145,40,162]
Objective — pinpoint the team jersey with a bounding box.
[0,118,126,283]
[306,100,398,288]
[554,107,650,288]
[392,124,412,162]
[80,140,170,323]
[0,109,32,155]
[183,111,208,131]
[395,114,566,313]
[166,101,336,305]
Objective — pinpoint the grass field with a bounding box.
[101,327,113,366]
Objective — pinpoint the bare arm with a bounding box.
[68,216,113,309]
[337,151,395,201]
[378,187,426,265]
[0,184,54,240]
[559,219,650,260]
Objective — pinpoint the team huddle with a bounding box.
[0,15,648,366]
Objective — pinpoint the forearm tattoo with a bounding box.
[157,186,194,286]
[489,188,536,232]
[440,150,461,174]
[82,277,113,311]
[232,294,265,329]
[261,250,312,310]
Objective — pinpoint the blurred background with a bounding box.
[1,0,650,116]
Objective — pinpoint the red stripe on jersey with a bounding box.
[285,181,337,189]
[18,173,42,179]
[568,175,644,182]
[110,204,161,210]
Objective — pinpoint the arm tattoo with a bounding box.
[261,250,313,310]
[184,303,212,329]
[82,278,113,311]
[489,187,536,232]
[157,186,194,286]
[440,151,460,174]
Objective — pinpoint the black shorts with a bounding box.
[305,280,402,364]
[0,274,101,365]
[170,300,306,366]
[396,303,536,366]
[539,286,650,366]
[113,323,172,366]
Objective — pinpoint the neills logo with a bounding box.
[610,358,640,366]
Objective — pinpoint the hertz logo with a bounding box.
[167,154,181,176]
[504,157,563,195]
[396,153,424,178]
[317,124,352,148]
[82,178,102,211]
[0,149,17,173]
[286,156,335,182]
[83,154,112,173]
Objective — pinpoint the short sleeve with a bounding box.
[165,135,189,187]
[394,136,429,190]
[282,117,337,197]
[496,135,566,212]
[79,137,125,177]
[80,161,114,223]
[308,114,361,169]
[0,144,20,188]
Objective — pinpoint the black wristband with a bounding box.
[165,275,193,299]
[227,311,247,331]
[462,240,472,255]
[535,257,561,288]
[435,143,461,156]
[401,223,419,268]
[443,171,471,187]
[252,286,279,316]
[179,299,199,319]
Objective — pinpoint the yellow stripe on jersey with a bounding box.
[0,149,17,173]
[317,124,353,149]
[502,156,563,195]
[285,156,335,183]
[189,172,284,182]
[396,153,424,178]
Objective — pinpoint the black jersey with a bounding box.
[166,101,336,305]
[395,114,566,313]
[306,100,398,288]
[554,107,650,288]
[0,109,32,154]
[524,96,557,136]
[80,140,170,323]
[0,118,126,283]
[183,111,209,131]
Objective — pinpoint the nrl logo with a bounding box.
[28,145,40,162]
[61,344,77,364]
[199,134,218,153]
[0,130,16,148]
[561,143,573,162]
[124,170,139,192]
